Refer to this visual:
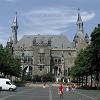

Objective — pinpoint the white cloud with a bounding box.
[0,6,95,46]
[0,39,6,46]
[81,11,95,21]
[4,0,17,2]
[0,34,8,46]
[21,7,95,35]
[0,26,9,46]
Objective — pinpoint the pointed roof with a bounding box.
[85,33,89,39]
[77,9,81,21]
[11,12,18,28]
[76,8,84,38]
[77,8,82,23]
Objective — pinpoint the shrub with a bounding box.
[32,73,55,82]
[32,75,41,82]
[23,75,32,81]
[13,80,26,87]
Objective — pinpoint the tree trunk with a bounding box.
[96,71,99,90]
[91,74,92,87]
[82,76,84,87]
[78,77,80,86]
[79,77,81,86]
[85,75,88,88]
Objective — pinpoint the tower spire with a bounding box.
[77,8,82,22]
[77,8,84,36]
[11,12,18,46]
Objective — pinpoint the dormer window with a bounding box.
[48,38,51,46]
[33,37,36,45]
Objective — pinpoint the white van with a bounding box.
[0,78,16,91]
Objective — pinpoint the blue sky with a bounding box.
[0,0,100,46]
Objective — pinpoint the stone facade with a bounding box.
[7,11,89,81]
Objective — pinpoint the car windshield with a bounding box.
[6,81,11,85]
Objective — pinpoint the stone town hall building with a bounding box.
[7,11,89,81]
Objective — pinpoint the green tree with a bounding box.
[71,48,89,77]
[70,46,93,86]
[0,45,21,77]
[91,24,100,88]
[71,24,100,89]
[0,44,6,73]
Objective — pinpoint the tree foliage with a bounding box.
[0,45,21,77]
[70,24,100,85]
[70,46,91,77]
[91,25,100,81]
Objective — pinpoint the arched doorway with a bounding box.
[23,66,32,76]
[54,66,58,76]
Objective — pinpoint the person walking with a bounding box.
[43,82,46,88]
[58,82,63,99]
[66,84,69,92]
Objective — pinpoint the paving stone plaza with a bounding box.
[0,85,100,100]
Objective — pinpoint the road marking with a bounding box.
[76,92,98,100]
[49,85,53,100]
[0,89,30,100]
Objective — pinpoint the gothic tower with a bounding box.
[11,12,18,46]
[73,9,89,52]
[77,8,84,36]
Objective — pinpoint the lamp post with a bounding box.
[21,44,25,81]
[61,54,65,83]
[21,55,24,81]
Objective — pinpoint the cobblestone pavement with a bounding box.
[0,85,100,100]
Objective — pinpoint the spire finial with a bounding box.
[16,11,17,16]
[77,8,80,16]
[78,8,80,12]
[77,8,82,21]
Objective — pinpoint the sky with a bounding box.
[0,0,100,46]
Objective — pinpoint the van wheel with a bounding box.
[9,88,13,91]
[0,87,2,91]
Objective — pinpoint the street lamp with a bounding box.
[61,54,65,83]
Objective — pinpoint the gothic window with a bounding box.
[61,57,64,64]
[68,68,70,76]
[39,65,44,71]
[33,37,36,45]
[65,69,67,76]
[54,66,58,76]
[58,58,61,64]
[40,40,44,45]
[29,66,32,75]
[59,68,61,73]
[31,58,33,64]
[68,52,71,56]
[22,52,24,57]
[39,66,42,71]
[39,53,45,64]
[48,39,51,46]
[55,59,57,64]
[24,56,27,63]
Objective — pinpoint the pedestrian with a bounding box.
[66,85,69,92]
[58,81,63,99]
[43,82,46,88]
[72,84,77,93]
